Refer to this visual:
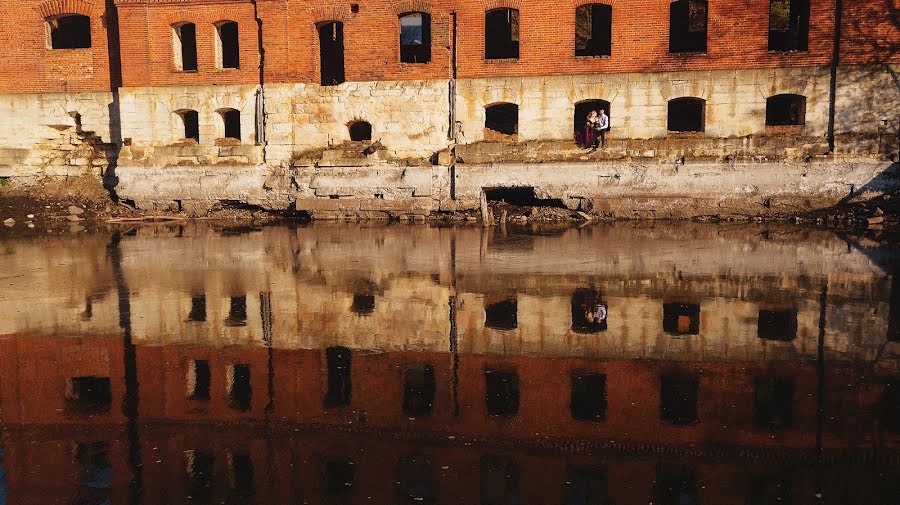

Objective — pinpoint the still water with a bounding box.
[0,222,898,504]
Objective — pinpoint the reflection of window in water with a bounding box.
[565,466,610,505]
[226,450,254,495]
[485,369,519,416]
[484,297,517,330]
[325,460,354,496]
[662,302,700,335]
[480,456,519,505]
[746,471,792,505]
[652,463,699,505]
[325,347,352,408]
[660,373,699,425]
[882,379,900,434]
[757,308,797,341]
[184,449,215,502]
[351,293,375,316]
[75,441,112,489]
[66,377,112,414]
[398,454,436,504]
[570,373,607,421]
[571,289,608,333]
[187,359,211,400]
[188,295,207,322]
[0,448,5,505]
[403,364,435,417]
[227,364,252,412]
[888,275,899,342]
[225,295,247,327]
[754,377,794,429]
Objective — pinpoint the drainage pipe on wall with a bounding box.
[826,0,844,153]
[449,11,459,200]
[252,0,267,162]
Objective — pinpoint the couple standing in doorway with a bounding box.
[579,109,609,150]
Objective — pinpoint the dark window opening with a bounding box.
[188,295,206,322]
[176,23,198,71]
[228,364,251,411]
[189,360,211,401]
[660,373,699,425]
[769,0,809,51]
[325,346,352,408]
[66,377,111,414]
[218,21,240,68]
[766,94,806,126]
[225,295,247,327]
[75,442,111,489]
[575,4,612,57]
[400,13,431,63]
[571,289,608,333]
[667,97,705,132]
[485,103,518,137]
[319,21,345,86]
[746,472,792,505]
[889,275,900,342]
[485,297,517,330]
[652,463,699,505]
[351,292,375,315]
[663,302,700,335]
[485,369,519,416]
[484,187,567,208]
[571,373,607,421]
[49,15,91,49]
[758,309,797,341]
[573,99,611,146]
[754,377,794,429]
[81,297,93,320]
[565,466,610,505]
[485,8,519,59]
[348,122,372,142]
[185,450,215,502]
[881,379,900,434]
[227,451,254,495]
[179,110,200,143]
[403,364,436,417]
[398,455,436,504]
[480,456,519,505]
[325,460,354,495]
[221,109,241,140]
[669,0,707,53]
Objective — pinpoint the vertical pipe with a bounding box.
[252,0,267,158]
[449,12,459,200]
[826,0,844,153]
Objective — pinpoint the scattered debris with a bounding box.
[3,218,14,226]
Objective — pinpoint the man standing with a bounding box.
[596,109,609,148]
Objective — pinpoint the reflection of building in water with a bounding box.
[1,223,899,502]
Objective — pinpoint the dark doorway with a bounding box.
[485,8,520,59]
[570,373,607,421]
[669,0,707,53]
[575,4,612,56]
[189,360,211,400]
[218,21,240,68]
[660,373,699,425]
[573,99,611,142]
[180,110,200,143]
[222,109,241,140]
[319,21,345,86]
[757,309,797,341]
[754,376,794,429]
[667,98,705,132]
[403,364,436,417]
[571,289,608,333]
[485,103,518,137]
[400,12,431,63]
[325,346,352,408]
[485,369,519,416]
[49,15,92,49]
[485,297,517,330]
[348,121,372,142]
[228,364,252,411]
[663,302,700,335]
[769,0,809,51]
[66,377,112,414]
[766,94,806,126]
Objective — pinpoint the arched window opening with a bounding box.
[319,21,345,86]
[669,0,707,53]
[485,8,519,59]
[217,21,240,69]
[575,4,612,57]
[769,0,809,51]
[667,97,705,133]
[571,289,608,333]
[348,121,372,141]
[177,109,200,143]
[400,12,431,63]
[485,103,518,137]
[765,94,806,126]
[219,108,241,141]
[174,23,198,71]
[573,99,611,147]
[48,14,92,49]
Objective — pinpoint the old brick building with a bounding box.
[0,0,898,216]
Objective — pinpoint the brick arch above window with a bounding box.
[310,5,349,24]
[483,0,522,12]
[36,0,97,18]
[574,0,615,7]
[393,0,432,15]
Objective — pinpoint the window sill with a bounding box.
[215,67,241,71]
[174,69,199,73]
[766,49,810,54]
[765,125,805,134]
[484,57,519,63]
[667,131,705,138]
[46,47,92,52]
[667,51,708,56]
[399,61,432,65]
[574,54,611,60]
[215,138,242,146]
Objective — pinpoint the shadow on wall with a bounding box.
[838,162,900,204]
